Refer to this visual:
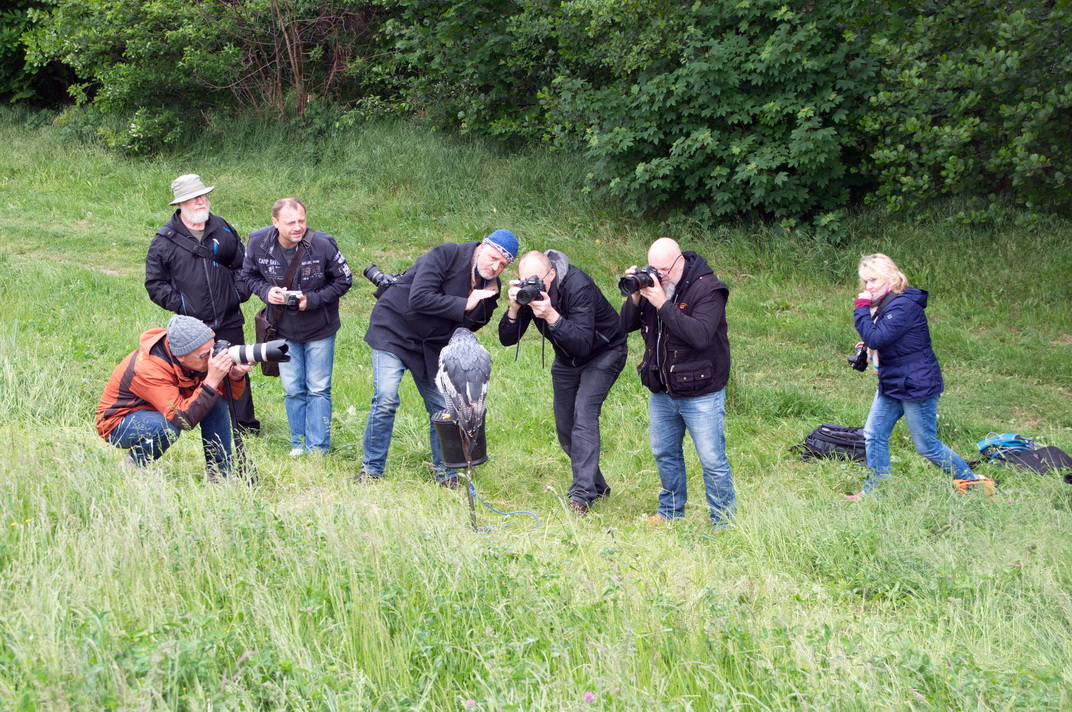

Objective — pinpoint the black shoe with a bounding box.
[351,469,381,484]
[439,476,462,490]
[568,499,589,516]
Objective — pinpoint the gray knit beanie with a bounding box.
[166,315,214,356]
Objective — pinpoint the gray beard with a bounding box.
[664,282,677,302]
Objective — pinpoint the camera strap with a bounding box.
[155,226,223,265]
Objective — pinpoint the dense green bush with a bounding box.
[860,1,1072,221]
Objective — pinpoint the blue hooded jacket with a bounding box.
[854,288,944,401]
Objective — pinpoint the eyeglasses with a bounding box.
[652,254,682,278]
[187,349,212,361]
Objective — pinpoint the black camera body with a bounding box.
[213,339,291,365]
[618,265,659,297]
[281,290,302,311]
[848,346,869,371]
[515,275,546,305]
[364,264,401,299]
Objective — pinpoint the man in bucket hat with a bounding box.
[358,229,518,488]
[144,174,260,434]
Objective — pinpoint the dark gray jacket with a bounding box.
[145,211,250,331]
[497,250,625,368]
[364,241,500,381]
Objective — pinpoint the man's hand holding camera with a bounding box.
[267,286,307,311]
[505,278,559,325]
[204,348,252,389]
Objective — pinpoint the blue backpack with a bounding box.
[977,432,1035,462]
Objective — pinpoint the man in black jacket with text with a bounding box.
[145,174,259,433]
[620,238,735,529]
[499,250,627,516]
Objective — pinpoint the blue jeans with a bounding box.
[649,388,735,527]
[280,334,336,453]
[108,398,234,476]
[862,391,978,493]
[361,348,457,481]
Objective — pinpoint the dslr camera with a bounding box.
[213,339,292,365]
[515,275,546,305]
[281,290,303,311]
[363,264,401,299]
[848,346,868,371]
[618,265,660,297]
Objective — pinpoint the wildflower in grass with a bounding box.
[465,701,476,708]
[584,691,596,702]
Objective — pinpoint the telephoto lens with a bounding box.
[216,339,292,365]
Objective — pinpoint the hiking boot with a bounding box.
[647,513,669,525]
[439,475,462,490]
[568,499,589,516]
[289,448,305,458]
[954,476,995,495]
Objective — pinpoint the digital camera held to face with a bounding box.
[281,290,303,311]
[848,346,869,371]
[515,275,546,305]
[617,265,659,297]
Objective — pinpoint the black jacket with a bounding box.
[365,241,500,381]
[620,251,731,398]
[144,211,251,331]
[497,250,625,368]
[242,226,353,343]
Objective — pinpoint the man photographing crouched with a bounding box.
[96,315,252,478]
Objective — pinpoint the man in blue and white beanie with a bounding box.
[361,229,519,488]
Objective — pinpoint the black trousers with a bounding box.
[550,344,627,505]
[214,324,260,432]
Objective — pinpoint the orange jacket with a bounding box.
[96,328,246,441]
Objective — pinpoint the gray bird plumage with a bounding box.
[436,328,492,442]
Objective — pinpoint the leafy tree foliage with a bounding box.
[24,0,384,150]
[861,1,1072,220]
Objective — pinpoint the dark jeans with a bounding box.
[550,344,627,505]
[215,324,260,432]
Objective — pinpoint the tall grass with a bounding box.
[1,109,1071,710]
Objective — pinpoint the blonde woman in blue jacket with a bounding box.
[847,254,994,499]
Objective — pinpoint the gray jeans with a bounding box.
[550,344,628,505]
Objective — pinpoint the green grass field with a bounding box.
[1,109,1071,710]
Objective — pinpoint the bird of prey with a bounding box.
[435,328,492,459]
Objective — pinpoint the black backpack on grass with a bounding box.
[793,424,866,463]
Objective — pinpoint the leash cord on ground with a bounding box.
[469,482,539,531]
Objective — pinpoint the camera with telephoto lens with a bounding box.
[281,289,303,311]
[848,346,868,371]
[617,265,660,297]
[515,275,546,305]
[213,339,292,365]
[363,264,402,299]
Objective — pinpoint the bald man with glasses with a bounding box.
[620,238,735,529]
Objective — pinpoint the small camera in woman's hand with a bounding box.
[848,346,868,371]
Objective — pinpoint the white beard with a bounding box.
[181,206,210,224]
[664,282,677,302]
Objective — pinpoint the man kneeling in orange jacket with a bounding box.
[96,315,252,477]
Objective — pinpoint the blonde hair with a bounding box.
[858,253,909,293]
